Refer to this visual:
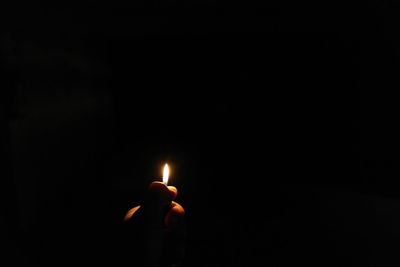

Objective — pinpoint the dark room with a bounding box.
[1,1,400,266]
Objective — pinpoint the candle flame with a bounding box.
[163,163,169,185]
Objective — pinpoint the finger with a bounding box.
[146,181,175,206]
[164,201,185,228]
[163,202,187,264]
[142,182,177,227]
[124,205,141,221]
[168,186,178,200]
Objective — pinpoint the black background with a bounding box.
[2,1,400,266]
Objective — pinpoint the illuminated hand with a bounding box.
[124,182,186,267]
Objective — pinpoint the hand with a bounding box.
[124,182,186,267]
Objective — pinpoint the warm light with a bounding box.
[163,163,169,185]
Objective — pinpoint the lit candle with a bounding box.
[162,163,169,185]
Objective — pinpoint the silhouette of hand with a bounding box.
[124,182,186,267]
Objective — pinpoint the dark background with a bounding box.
[2,1,400,266]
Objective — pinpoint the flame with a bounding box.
[163,163,169,185]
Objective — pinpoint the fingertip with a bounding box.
[148,181,168,191]
[164,201,185,227]
[148,181,170,196]
[146,181,175,206]
[171,201,185,216]
[124,205,141,221]
[168,186,178,199]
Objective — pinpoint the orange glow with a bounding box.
[163,163,169,185]
[124,205,140,221]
